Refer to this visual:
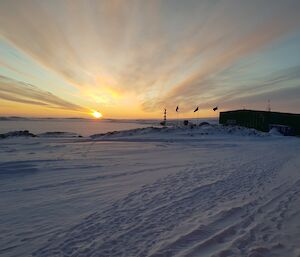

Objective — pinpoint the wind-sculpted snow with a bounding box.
[0,131,299,257]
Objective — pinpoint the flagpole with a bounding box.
[176,106,179,127]
[193,106,199,126]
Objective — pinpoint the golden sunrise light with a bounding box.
[1,2,300,257]
[0,0,300,119]
[92,111,102,119]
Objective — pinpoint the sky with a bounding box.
[0,0,300,119]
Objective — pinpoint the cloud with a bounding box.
[0,0,300,115]
[217,66,300,108]
[142,63,300,113]
[0,0,163,91]
[0,75,86,111]
[144,16,300,110]
[220,86,300,113]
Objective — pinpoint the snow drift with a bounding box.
[0,130,36,139]
[91,124,267,141]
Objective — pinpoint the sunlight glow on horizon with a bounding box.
[91,111,103,119]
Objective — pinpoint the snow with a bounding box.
[0,125,299,257]
[0,130,36,139]
[269,127,284,136]
[90,124,267,142]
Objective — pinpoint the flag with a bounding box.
[213,106,218,111]
[194,107,199,112]
[176,106,179,112]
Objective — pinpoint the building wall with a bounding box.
[219,110,300,135]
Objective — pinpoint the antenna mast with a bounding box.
[267,99,271,112]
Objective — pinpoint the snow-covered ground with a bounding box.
[0,125,299,257]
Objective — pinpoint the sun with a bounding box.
[92,111,102,119]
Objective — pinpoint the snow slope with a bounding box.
[0,125,299,257]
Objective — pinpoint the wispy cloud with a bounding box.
[0,75,85,111]
[0,0,300,116]
[143,4,300,110]
[218,66,300,108]
[153,65,300,112]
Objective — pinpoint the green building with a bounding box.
[219,110,300,136]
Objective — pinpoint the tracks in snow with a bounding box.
[33,147,298,257]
